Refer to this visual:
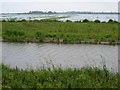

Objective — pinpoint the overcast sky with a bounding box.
[0,0,120,13]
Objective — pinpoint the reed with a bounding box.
[2,64,119,88]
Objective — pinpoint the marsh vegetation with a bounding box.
[1,19,119,45]
[2,64,119,88]
[1,19,119,88]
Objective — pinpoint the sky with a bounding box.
[0,0,120,13]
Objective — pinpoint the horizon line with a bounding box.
[1,11,119,14]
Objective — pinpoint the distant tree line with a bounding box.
[28,11,120,14]
[29,11,57,14]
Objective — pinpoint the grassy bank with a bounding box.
[1,19,119,44]
[2,64,119,88]
[0,65,1,90]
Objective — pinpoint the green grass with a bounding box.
[2,64,119,88]
[0,22,2,37]
[1,20,119,44]
[0,64,1,90]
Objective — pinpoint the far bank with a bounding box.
[1,19,119,45]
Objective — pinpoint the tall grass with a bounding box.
[0,65,2,89]
[2,64,119,88]
[2,19,119,44]
[0,21,2,37]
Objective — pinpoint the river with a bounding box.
[1,42,118,72]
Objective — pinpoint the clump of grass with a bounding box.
[3,30,26,42]
[36,32,45,42]
[2,64,119,88]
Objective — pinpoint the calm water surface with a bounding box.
[0,13,118,22]
[2,42,118,72]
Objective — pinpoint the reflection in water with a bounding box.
[2,42,118,72]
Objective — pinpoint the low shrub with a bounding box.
[94,19,101,23]
[66,20,72,22]
[82,19,90,23]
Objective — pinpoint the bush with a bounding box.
[82,19,89,23]
[21,19,27,22]
[94,19,101,23]
[113,21,118,23]
[2,19,6,22]
[108,19,114,23]
[66,20,72,22]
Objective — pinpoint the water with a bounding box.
[0,13,118,22]
[2,42,118,72]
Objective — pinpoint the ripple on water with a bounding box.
[2,42,118,72]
